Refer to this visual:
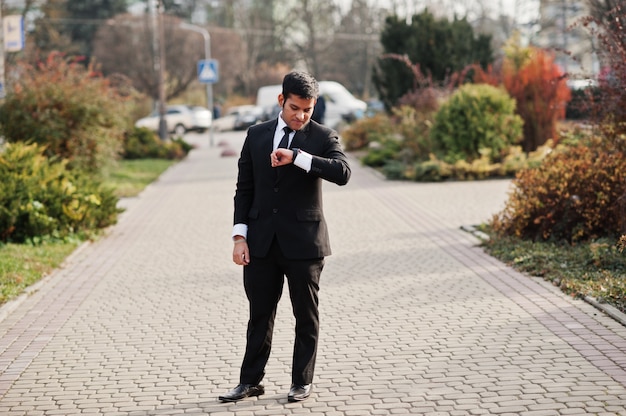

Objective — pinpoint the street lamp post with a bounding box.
[156,0,167,141]
[180,22,214,147]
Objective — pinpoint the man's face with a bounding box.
[278,93,316,131]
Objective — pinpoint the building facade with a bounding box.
[535,0,599,80]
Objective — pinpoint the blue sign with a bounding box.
[198,59,218,84]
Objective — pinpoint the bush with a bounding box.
[413,157,448,182]
[430,83,523,163]
[381,160,409,180]
[341,113,394,151]
[566,86,601,120]
[123,127,193,160]
[0,143,121,243]
[491,137,626,242]
[361,140,403,167]
[0,52,131,173]
[392,105,438,161]
[343,97,551,182]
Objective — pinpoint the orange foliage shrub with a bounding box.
[474,46,571,153]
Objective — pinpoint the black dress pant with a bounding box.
[239,237,324,385]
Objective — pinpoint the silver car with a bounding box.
[135,105,212,136]
[213,105,264,132]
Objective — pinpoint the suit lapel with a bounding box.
[263,120,278,155]
[290,123,310,150]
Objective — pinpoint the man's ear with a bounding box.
[278,93,285,107]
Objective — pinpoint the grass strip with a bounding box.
[105,159,176,198]
[0,158,176,306]
[0,238,82,305]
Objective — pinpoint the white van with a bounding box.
[256,81,367,129]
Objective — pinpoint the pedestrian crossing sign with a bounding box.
[198,59,219,84]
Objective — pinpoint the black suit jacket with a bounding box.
[234,119,351,259]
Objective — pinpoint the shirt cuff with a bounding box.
[232,223,248,240]
[294,150,312,172]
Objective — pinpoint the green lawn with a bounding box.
[0,238,83,305]
[105,159,176,198]
[0,159,176,306]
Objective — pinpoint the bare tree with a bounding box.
[209,26,248,97]
[285,0,339,78]
[30,0,79,57]
[587,0,626,43]
[583,0,625,76]
[587,0,625,21]
[93,12,249,102]
[233,0,283,96]
[535,0,596,75]
[323,0,383,97]
[93,13,203,100]
[170,0,382,97]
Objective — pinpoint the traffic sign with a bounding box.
[3,15,25,52]
[198,59,218,84]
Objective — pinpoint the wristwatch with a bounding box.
[292,148,300,163]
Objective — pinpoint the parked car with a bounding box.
[233,105,264,130]
[256,81,367,129]
[212,105,264,132]
[135,105,212,136]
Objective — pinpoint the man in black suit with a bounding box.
[219,71,351,403]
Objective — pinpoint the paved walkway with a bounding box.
[0,130,625,415]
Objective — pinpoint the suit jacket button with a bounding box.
[273,208,278,213]
[274,187,279,192]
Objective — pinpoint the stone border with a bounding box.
[461,224,626,328]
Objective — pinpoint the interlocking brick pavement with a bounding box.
[0,130,625,415]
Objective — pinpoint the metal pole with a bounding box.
[180,23,214,147]
[0,6,5,100]
[157,0,167,140]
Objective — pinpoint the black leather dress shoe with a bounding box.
[219,384,264,402]
[288,384,312,402]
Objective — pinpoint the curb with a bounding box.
[460,224,626,328]
[583,296,626,327]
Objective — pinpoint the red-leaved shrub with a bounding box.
[491,137,626,242]
[474,44,571,153]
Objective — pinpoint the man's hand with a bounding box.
[232,239,250,266]
[270,148,294,167]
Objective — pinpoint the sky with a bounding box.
[337,0,539,23]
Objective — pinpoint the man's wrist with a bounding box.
[292,148,299,163]
[233,236,246,244]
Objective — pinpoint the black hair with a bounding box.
[282,71,319,101]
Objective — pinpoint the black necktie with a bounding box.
[278,126,292,149]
